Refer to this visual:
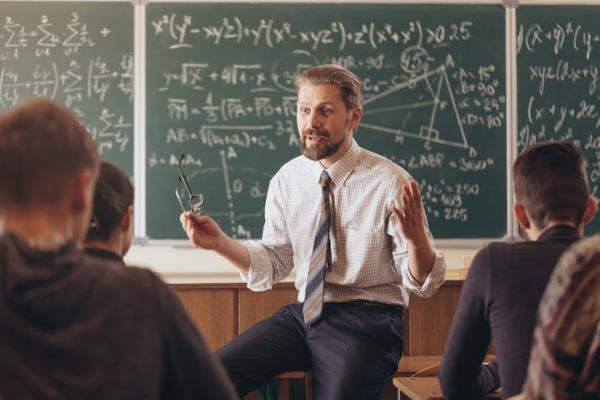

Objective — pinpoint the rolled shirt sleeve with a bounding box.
[241,174,294,291]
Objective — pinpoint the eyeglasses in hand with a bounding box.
[175,154,203,215]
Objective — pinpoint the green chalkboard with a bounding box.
[0,1,134,176]
[146,3,507,240]
[517,6,600,234]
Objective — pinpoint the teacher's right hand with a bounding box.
[180,212,224,251]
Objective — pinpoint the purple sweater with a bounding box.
[440,225,580,399]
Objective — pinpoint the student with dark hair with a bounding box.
[84,161,134,261]
[439,141,597,399]
[0,98,237,400]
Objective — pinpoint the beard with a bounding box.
[299,128,345,161]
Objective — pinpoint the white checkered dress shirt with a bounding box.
[243,140,446,306]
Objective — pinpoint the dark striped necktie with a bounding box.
[303,170,332,325]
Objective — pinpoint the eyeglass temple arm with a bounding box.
[177,154,194,194]
[175,178,188,213]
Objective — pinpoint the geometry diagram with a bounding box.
[361,65,468,150]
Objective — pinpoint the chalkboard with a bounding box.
[0,1,134,176]
[517,5,600,234]
[146,3,507,240]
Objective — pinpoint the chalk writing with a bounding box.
[0,3,134,175]
[146,4,507,239]
[518,5,600,236]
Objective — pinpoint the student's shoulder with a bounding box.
[83,253,167,294]
[484,240,518,253]
[483,238,556,255]
[117,265,167,293]
[473,240,539,266]
[471,239,562,279]
[484,236,574,260]
[468,241,522,275]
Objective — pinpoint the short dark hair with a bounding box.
[514,141,589,228]
[86,162,134,241]
[294,64,364,110]
[0,98,99,208]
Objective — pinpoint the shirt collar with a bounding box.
[311,139,362,187]
[537,224,581,243]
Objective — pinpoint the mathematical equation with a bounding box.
[0,6,134,167]
[151,14,475,51]
[518,22,600,61]
[0,12,115,59]
[0,56,133,107]
[528,60,599,97]
[420,180,481,223]
[158,57,504,133]
[518,15,600,207]
[86,109,132,156]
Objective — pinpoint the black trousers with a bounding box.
[216,301,404,400]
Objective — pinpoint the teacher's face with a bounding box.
[296,83,359,163]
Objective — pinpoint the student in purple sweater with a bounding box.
[439,141,597,399]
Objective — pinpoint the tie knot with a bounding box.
[319,170,331,187]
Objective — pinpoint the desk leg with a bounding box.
[397,390,410,400]
[277,379,290,400]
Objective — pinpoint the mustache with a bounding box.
[301,128,329,138]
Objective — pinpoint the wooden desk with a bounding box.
[394,377,443,400]
[396,355,442,377]
[394,377,501,400]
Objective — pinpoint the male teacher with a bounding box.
[181,64,446,399]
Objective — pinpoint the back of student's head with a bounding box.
[0,98,99,210]
[86,162,134,243]
[514,141,589,229]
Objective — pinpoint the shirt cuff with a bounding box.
[402,250,446,297]
[242,241,274,292]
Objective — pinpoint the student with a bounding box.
[0,98,237,400]
[181,64,446,399]
[520,236,600,399]
[83,161,134,263]
[439,141,597,399]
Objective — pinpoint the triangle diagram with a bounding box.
[361,66,468,149]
